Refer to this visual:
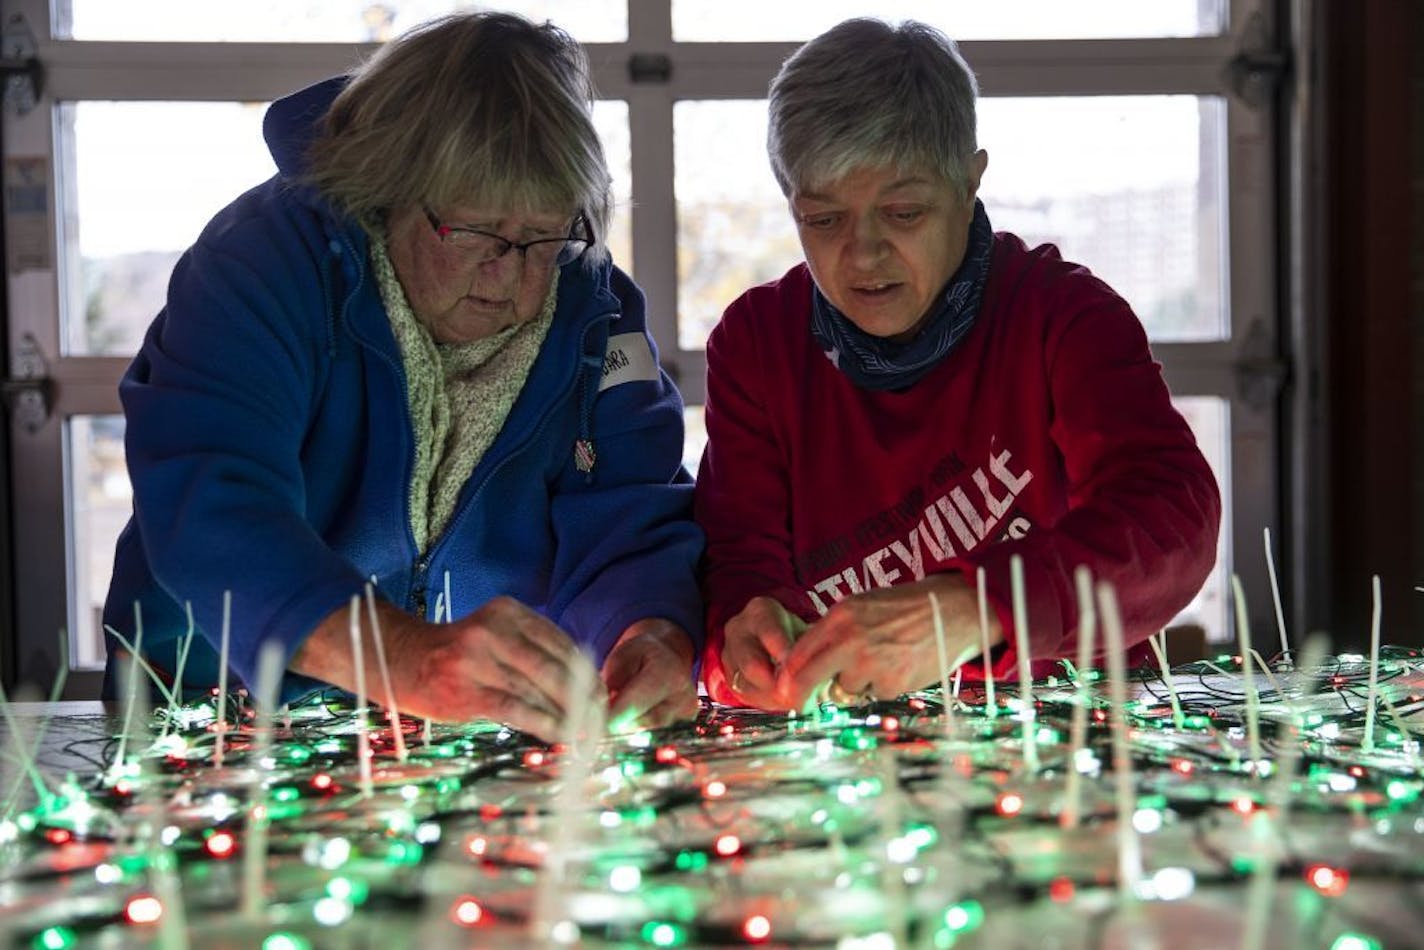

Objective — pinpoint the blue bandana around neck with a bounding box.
[810,198,994,392]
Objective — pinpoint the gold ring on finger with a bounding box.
[827,677,870,707]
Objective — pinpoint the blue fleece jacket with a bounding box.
[102,78,704,704]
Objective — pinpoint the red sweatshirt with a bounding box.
[695,234,1221,703]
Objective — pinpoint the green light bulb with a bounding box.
[944,900,985,933]
[1330,935,1381,950]
[905,824,937,849]
[641,922,686,947]
[1386,780,1415,801]
[262,935,312,950]
[385,841,423,865]
[837,728,877,751]
[34,928,75,950]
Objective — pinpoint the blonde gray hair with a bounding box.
[306,11,611,262]
[768,18,979,198]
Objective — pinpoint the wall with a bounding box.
[1415,0,1424,638]
[1322,0,1421,646]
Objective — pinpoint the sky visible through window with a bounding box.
[63,0,1223,43]
[66,1,1210,261]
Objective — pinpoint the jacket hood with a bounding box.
[263,76,347,179]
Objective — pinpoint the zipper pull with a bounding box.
[574,438,597,474]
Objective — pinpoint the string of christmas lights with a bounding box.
[2,648,1423,949]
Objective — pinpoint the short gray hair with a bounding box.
[306,11,611,263]
[767,18,979,198]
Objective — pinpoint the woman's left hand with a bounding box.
[601,619,701,732]
[776,572,1003,711]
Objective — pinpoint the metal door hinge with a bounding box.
[1,14,42,116]
[1233,318,1288,413]
[1227,11,1290,110]
[3,333,53,433]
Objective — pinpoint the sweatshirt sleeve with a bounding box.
[949,269,1222,674]
[694,298,809,702]
[546,269,705,671]
[121,223,368,696]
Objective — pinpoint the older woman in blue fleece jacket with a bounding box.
[103,11,703,740]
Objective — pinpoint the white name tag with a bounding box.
[598,332,659,392]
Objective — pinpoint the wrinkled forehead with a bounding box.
[432,171,582,224]
[438,202,575,231]
[792,164,953,203]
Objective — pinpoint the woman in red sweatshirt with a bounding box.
[695,18,1221,711]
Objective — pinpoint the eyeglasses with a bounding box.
[423,208,594,268]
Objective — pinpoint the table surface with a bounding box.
[4,663,1424,948]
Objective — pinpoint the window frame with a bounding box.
[2,0,1283,695]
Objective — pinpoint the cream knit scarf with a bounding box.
[372,238,556,552]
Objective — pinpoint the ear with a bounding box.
[964,149,989,200]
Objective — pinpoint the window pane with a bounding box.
[1172,396,1230,644]
[63,99,625,357]
[68,414,129,671]
[60,101,276,357]
[61,1,626,43]
[592,100,632,275]
[674,100,800,352]
[980,96,1227,342]
[673,0,1225,41]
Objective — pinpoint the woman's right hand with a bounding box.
[294,595,606,742]
[719,595,808,709]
